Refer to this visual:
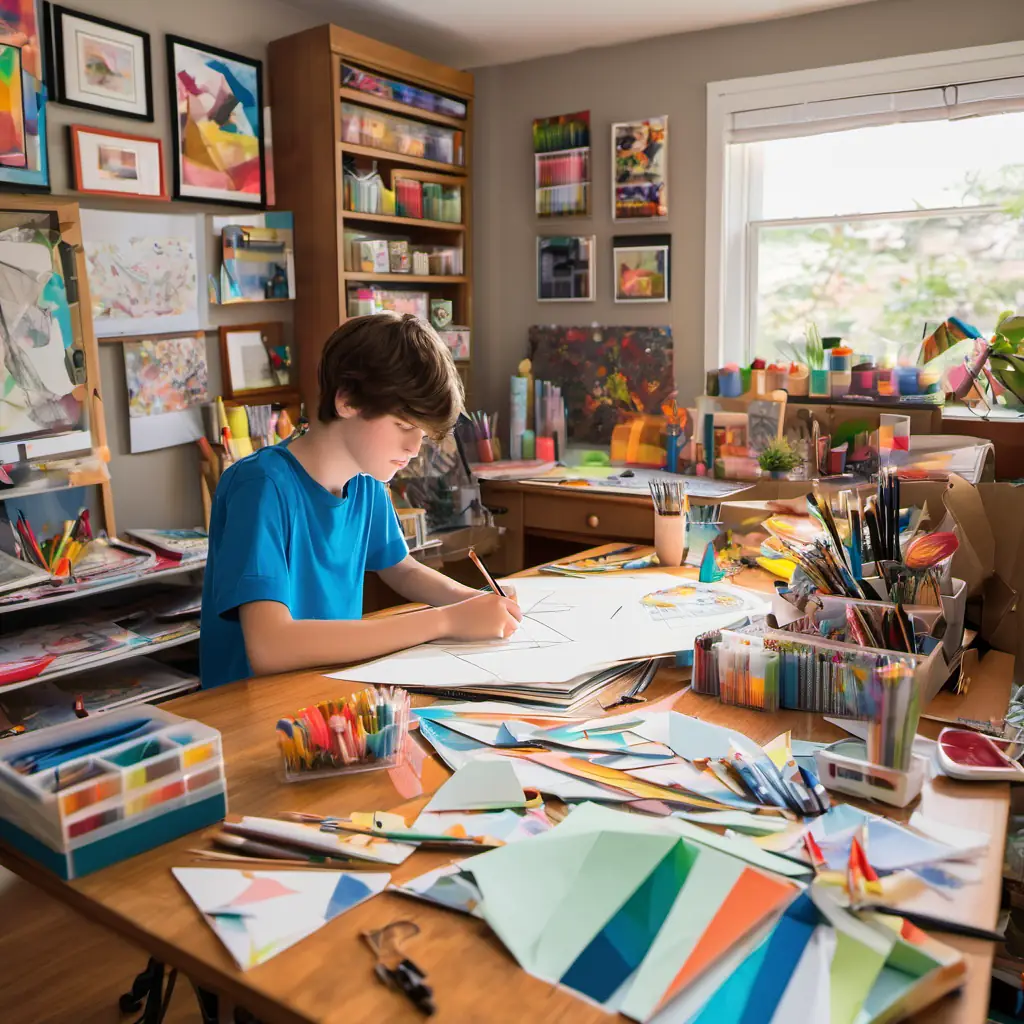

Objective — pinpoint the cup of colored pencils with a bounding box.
[276,686,410,781]
[650,481,688,567]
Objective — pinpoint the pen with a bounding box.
[856,904,1004,942]
[468,548,505,597]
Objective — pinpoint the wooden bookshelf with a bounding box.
[270,25,475,404]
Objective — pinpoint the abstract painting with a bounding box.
[50,5,152,120]
[0,227,82,444]
[80,209,201,338]
[167,35,265,207]
[123,334,208,417]
[612,116,668,220]
[528,325,675,445]
[0,0,47,189]
[614,234,670,302]
[122,332,208,454]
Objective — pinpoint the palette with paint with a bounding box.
[937,727,1024,781]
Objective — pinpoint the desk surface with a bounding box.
[0,558,1012,1024]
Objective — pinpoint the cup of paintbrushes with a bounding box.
[653,508,687,567]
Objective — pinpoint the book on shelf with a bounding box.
[124,528,208,562]
[0,658,200,732]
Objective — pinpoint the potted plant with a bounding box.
[758,437,803,480]
[988,311,1024,407]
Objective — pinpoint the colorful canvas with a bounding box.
[123,335,209,417]
[168,36,264,206]
[613,117,667,219]
[0,0,47,188]
[0,231,82,444]
[172,868,389,970]
[81,209,201,339]
[528,325,674,445]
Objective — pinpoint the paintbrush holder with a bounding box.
[653,511,687,567]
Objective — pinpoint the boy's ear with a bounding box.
[334,392,359,420]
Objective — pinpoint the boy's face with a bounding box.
[336,397,427,481]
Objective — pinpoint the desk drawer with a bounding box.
[523,493,653,542]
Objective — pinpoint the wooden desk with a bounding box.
[0,559,1012,1024]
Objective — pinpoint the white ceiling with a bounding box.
[283,0,879,68]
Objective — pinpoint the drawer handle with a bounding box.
[587,514,600,529]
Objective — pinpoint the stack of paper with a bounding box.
[441,804,965,1022]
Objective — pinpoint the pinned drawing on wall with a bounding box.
[0,0,47,190]
[69,126,167,200]
[167,35,265,207]
[80,208,201,338]
[122,331,208,453]
[0,219,84,445]
[612,116,667,220]
[528,325,675,445]
[537,236,594,302]
[614,234,670,303]
[48,4,153,120]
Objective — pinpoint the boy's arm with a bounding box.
[375,554,480,606]
[239,594,519,677]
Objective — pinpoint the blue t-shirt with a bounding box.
[199,444,408,688]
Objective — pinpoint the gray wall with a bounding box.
[44,0,322,530]
[471,0,1024,425]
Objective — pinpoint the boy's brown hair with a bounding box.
[317,312,464,440]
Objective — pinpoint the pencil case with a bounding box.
[0,706,227,880]
[277,686,410,782]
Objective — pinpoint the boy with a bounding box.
[199,312,521,688]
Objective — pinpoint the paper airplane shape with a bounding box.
[172,868,389,969]
[699,542,726,583]
[424,759,528,813]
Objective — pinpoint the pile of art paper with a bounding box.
[0,227,82,443]
[167,36,265,207]
[173,868,388,969]
[122,332,208,453]
[528,325,674,445]
[0,0,47,189]
[81,209,201,338]
[333,573,767,691]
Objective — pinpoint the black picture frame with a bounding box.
[166,34,266,209]
[46,2,153,121]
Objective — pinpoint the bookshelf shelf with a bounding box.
[341,211,466,232]
[339,142,463,175]
[271,24,475,404]
[342,272,467,283]
[0,467,109,504]
[339,87,465,129]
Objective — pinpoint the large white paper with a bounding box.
[331,574,768,689]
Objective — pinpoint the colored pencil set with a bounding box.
[14,508,93,578]
[847,656,920,771]
[276,686,410,778]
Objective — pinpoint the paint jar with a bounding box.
[787,365,809,397]
[750,368,766,396]
[893,366,920,396]
[705,370,720,397]
[535,435,555,461]
[718,365,742,398]
[829,346,853,374]
[851,364,876,395]
[653,511,687,567]
[740,367,752,394]
[876,369,893,397]
[809,368,831,397]
[521,430,536,459]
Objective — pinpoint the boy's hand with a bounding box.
[442,592,523,640]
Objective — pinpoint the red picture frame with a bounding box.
[69,125,168,201]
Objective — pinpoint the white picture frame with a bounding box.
[537,235,595,302]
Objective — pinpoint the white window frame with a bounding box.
[705,40,1024,371]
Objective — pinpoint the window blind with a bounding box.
[727,75,1024,142]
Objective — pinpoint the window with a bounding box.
[707,46,1024,369]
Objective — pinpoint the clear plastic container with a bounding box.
[341,103,464,166]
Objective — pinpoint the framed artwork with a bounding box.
[70,126,167,199]
[537,235,595,301]
[218,322,293,399]
[167,35,265,207]
[613,234,670,303]
[0,0,47,191]
[48,4,153,120]
[612,117,668,220]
